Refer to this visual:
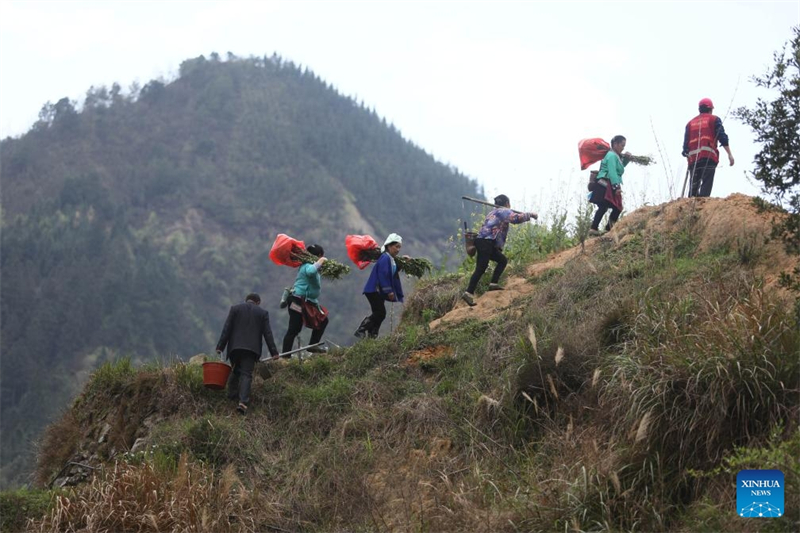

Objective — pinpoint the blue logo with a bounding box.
[737,470,784,517]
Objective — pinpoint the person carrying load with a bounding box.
[462,194,537,307]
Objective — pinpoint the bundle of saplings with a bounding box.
[358,248,432,278]
[292,247,351,280]
[627,154,655,165]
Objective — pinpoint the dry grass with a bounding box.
[31,454,284,533]
[35,411,83,487]
[35,360,229,490]
[601,280,799,469]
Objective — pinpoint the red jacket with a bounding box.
[684,113,720,165]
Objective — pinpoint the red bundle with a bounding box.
[269,234,306,267]
[345,234,379,270]
[578,138,610,170]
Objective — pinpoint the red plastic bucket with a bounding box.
[202,361,231,390]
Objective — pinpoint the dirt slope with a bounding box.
[431,194,796,331]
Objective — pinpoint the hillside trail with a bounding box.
[430,193,797,331]
[430,240,597,330]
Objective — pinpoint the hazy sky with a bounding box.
[1,0,798,218]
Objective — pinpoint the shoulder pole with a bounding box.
[461,196,525,214]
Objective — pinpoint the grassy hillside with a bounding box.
[3,195,799,533]
[0,53,483,488]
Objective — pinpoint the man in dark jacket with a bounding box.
[216,293,279,414]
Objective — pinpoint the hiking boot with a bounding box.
[236,403,248,415]
[461,292,476,307]
[306,344,328,354]
[588,229,602,237]
[354,317,371,338]
[488,283,504,291]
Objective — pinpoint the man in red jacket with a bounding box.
[682,98,735,197]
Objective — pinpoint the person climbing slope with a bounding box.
[589,135,631,236]
[216,293,279,415]
[462,195,537,307]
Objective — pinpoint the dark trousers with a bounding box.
[358,291,387,337]
[282,295,328,353]
[591,203,621,231]
[589,181,621,231]
[466,238,507,294]
[226,349,257,405]
[688,158,717,197]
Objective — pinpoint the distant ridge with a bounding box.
[0,53,483,488]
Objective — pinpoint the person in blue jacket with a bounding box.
[354,233,405,339]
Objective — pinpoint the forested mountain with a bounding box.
[0,53,482,488]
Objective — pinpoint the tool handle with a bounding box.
[461,196,525,214]
[270,342,324,359]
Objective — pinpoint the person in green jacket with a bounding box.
[282,244,329,355]
[589,135,632,236]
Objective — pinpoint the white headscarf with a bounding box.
[381,233,403,253]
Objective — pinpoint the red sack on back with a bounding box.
[269,234,305,267]
[578,138,610,170]
[345,234,379,270]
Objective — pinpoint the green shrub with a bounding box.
[146,421,188,467]
[187,417,232,466]
[83,357,136,397]
[173,362,205,393]
[683,426,800,532]
[285,355,334,383]
[120,445,180,474]
[169,416,251,468]
[340,335,401,377]
[399,324,424,351]
[295,375,354,411]
[0,488,54,533]
[401,273,462,325]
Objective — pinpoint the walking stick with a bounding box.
[681,167,690,198]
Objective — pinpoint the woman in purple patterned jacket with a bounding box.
[462,195,537,307]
